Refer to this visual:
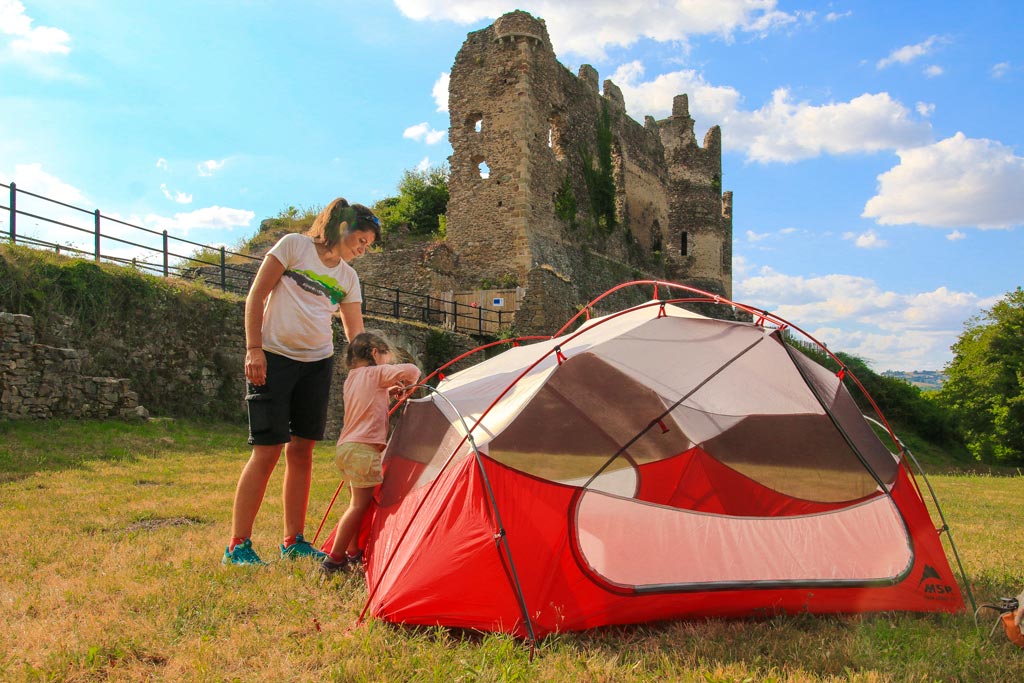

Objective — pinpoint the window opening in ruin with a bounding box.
[681,231,688,256]
[466,113,483,133]
[478,161,490,179]
[475,119,483,133]
[548,115,566,161]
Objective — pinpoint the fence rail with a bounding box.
[1,181,507,336]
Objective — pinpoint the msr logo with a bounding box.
[917,564,955,600]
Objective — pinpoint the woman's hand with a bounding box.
[245,348,267,386]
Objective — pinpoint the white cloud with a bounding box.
[610,62,932,163]
[915,102,935,117]
[610,61,742,124]
[160,183,193,204]
[3,162,84,204]
[156,158,169,170]
[731,89,932,163]
[825,11,852,22]
[843,229,888,249]
[433,72,450,112]
[0,0,71,55]
[923,64,943,78]
[876,35,944,69]
[403,122,446,145]
[197,159,226,177]
[0,164,91,251]
[736,266,992,370]
[143,206,255,235]
[991,62,1011,78]
[394,0,800,60]
[946,230,966,241]
[863,132,1024,228]
[415,157,431,172]
[745,227,799,245]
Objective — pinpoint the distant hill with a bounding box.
[881,370,947,391]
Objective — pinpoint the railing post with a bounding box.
[424,294,431,322]
[220,246,227,291]
[478,304,483,335]
[94,209,101,261]
[393,288,400,318]
[9,182,15,243]
[162,231,169,277]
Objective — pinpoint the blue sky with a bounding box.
[2,0,1022,372]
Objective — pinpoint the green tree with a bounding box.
[373,164,450,239]
[938,287,1024,463]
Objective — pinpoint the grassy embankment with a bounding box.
[1,418,1022,682]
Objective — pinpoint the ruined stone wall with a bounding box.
[446,10,734,332]
[657,95,733,298]
[0,312,143,420]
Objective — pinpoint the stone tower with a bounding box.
[444,10,733,331]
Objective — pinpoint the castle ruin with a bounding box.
[357,10,734,334]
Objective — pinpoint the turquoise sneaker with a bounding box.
[280,534,327,561]
[222,538,266,566]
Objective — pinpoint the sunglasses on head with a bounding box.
[341,207,380,230]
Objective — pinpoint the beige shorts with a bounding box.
[335,441,384,488]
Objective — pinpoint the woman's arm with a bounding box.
[244,254,285,386]
[338,301,364,342]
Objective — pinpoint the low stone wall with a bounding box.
[0,312,144,420]
[0,308,484,442]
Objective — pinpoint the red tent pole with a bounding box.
[311,479,345,546]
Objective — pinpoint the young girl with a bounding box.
[321,331,421,574]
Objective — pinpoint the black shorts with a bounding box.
[246,351,334,446]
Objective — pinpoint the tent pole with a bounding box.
[582,334,767,490]
[864,417,978,616]
[781,341,893,495]
[425,386,540,644]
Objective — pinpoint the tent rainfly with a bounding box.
[335,282,966,640]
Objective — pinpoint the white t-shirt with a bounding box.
[261,233,362,361]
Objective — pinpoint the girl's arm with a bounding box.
[377,363,422,388]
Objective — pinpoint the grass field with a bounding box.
[1,418,1022,682]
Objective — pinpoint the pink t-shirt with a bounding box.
[337,363,421,448]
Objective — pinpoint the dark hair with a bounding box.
[306,197,381,248]
[346,330,392,369]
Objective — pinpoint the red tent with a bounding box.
[343,282,965,639]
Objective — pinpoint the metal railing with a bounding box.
[1,181,507,336]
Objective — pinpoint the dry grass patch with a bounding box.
[0,419,1022,682]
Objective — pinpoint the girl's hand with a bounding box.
[245,348,267,386]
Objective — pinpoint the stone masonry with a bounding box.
[0,311,145,420]
[444,10,734,333]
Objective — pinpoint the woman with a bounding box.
[223,198,381,565]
